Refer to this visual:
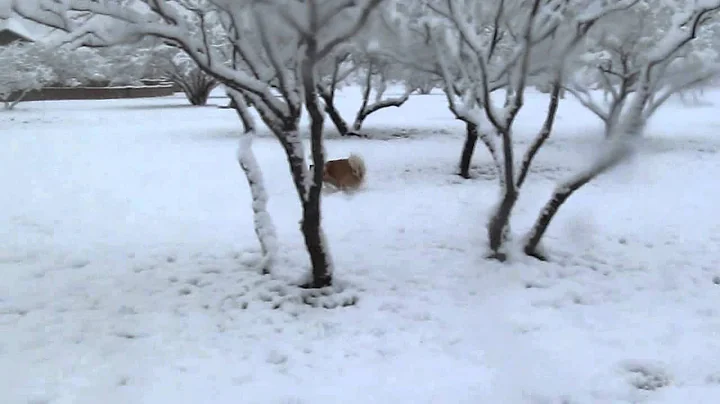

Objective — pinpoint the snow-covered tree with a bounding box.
[412,0,720,260]
[148,45,219,105]
[565,0,719,137]
[142,9,225,106]
[411,0,635,259]
[523,0,720,259]
[349,52,415,135]
[0,42,54,110]
[382,0,719,260]
[316,46,361,136]
[378,0,557,180]
[13,0,386,289]
[226,87,278,274]
[315,28,417,137]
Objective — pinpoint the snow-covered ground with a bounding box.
[2,87,720,404]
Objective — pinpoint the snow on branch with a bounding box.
[563,0,720,136]
[645,0,720,66]
[616,0,720,137]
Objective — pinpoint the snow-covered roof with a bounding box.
[0,17,35,42]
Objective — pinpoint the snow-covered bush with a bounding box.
[96,44,155,86]
[31,45,107,87]
[0,42,54,110]
[23,42,154,88]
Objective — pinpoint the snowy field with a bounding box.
[2,87,720,404]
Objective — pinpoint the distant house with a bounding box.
[0,18,35,46]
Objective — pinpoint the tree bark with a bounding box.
[523,182,583,260]
[319,88,350,136]
[300,36,334,288]
[516,79,562,188]
[352,65,374,134]
[458,122,478,179]
[487,126,518,260]
[603,85,629,138]
[487,189,518,261]
[523,139,632,259]
[351,91,412,133]
[301,200,333,288]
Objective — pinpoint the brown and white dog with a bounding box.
[309,153,366,193]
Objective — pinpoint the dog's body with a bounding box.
[310,153,366,192]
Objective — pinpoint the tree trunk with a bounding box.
[523,183,579,260]
[417,80,434,94]
[351,65,374,134]
[604,97,625,138]
[487,189,518,261]
[299,36,334,288]
[238,136,278,274]
[516,79,563,188]
[187,79,217,106]
[351,91,413,133]
[458,122,478,179]
[3,89,30,110]
[301,200,333,288]
[187,86,209,105]
[319,89,350,136]
[171,68,219,106]
[226,89,278,274]
[267,122,333,288]
[487,127,518,261]
[352,112,367,133]
[603,77,632,137]
[523,138,633,259]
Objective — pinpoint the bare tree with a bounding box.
[150,46,220,106]
[13,0,386,289]
[142,17,223,106]
[522,0,720,259]
[317,47,416,137]
[375,4,501,179]
[349,54,415,135]
[422,0,635,259]
[316,49,358,136]
[565,1,718,137]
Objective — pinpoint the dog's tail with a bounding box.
[347,153,366,183]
